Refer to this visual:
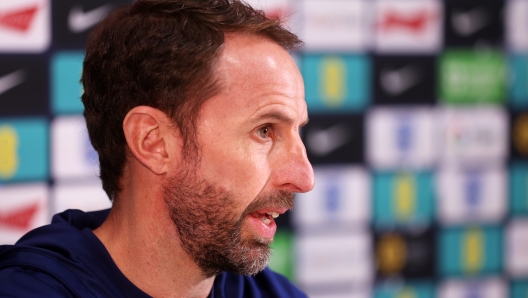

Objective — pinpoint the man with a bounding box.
[0,0,314,297]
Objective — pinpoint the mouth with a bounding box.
[250,208,285,223]
[246,207,289,240]
[258,211,279,225]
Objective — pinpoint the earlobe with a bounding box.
[123,106,176,175]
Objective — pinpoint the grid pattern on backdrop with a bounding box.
[0,0,528,297]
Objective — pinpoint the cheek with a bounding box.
[201,142,271,200]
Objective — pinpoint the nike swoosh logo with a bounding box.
[380,65,420,95]
[68,4,113,33]
[452,7,490,36]
[306,124,350,156]
[0,70,26,96]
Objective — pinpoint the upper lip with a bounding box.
[252,207,289,215]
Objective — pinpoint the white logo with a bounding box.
[52,116,99,180]
[506,0,528,51]
[295,232,373,285]
[380,65,421,95]
[301,0,369,51]
[306,124,350,156]
[0,69,25,96]
[68,4,112,33]
[438,278,506,298]
[507,219,528,277]
[437,167,506,225]
[367,107,438,170]
[452,7,490,36]
[441,107,507,166]
[295,166,371,228]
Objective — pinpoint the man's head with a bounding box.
[82,0,302,200]
[82,0,314,277]
[162,34,313,276]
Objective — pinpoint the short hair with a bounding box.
[81,0,302,201]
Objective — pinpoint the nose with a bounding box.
[273,134,315,193]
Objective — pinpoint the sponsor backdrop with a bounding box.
[0,0,527,296]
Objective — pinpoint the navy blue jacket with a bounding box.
[0,209,306,298]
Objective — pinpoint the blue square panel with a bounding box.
[438,226,502,277]
[510,55,528,108]
[302,54,370,113]
[51,52,85,115]
[0,119,48,182]
[373,171,435,227]
[510,162,528,216]
[374,282,434,298]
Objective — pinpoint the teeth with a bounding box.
[262,217,271,225]
[266,212,279,219]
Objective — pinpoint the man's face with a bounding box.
[163,34,314,277]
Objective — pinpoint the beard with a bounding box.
[162,164,294,278]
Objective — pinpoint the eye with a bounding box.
[257,126,271,139]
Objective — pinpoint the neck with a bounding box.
[93,172,215,298]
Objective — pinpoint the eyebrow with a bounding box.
[250,111,309,127]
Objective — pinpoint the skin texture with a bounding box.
[93,34,314,298]
[163,168,296,277]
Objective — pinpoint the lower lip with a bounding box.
[246,214,277,240]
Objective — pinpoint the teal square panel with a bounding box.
[0,119,48,182]
[373,171,434,227]
[52,52,85,115]
[510,162,528,215]
[302,54,370,113]
[510,55,528,108]
[438,226,502,277]
[511,280,528,298]
[374,282,434,298]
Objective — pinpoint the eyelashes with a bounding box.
[256,125,272,139]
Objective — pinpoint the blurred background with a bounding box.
[0,0,527,297]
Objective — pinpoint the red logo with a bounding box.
[0,5,39,32]
[0,202,39,230]
[266,8,284,20]
[264,7,292,21]
[380,10,436,33]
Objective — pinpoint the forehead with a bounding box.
[201,34,307,124]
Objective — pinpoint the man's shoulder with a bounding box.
[213,268,307,298]
[0,239,97,297]
[0,209,150,298]
[0,210,106,298]
[0,263,77,297]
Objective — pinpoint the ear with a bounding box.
[122,106,179,175]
